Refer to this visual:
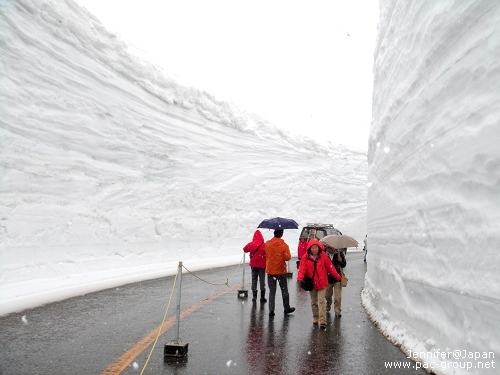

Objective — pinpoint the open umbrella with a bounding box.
[257,217,299,230]
[320,234,358,249]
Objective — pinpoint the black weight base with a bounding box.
[237,289,248,298]
[164,342,189,358]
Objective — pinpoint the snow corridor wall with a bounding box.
[362,1,500,374]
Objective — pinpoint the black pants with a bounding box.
[267,274,290,313]
[251,267,266,291]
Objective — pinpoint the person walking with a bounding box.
[265,229,295,317]
[325,245,346,317]
[363,234,368,262]
[243,230,267,303]
[297,238,341,329]
[296,235,308,269]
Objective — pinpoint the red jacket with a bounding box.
[297,240,308,260]
[297,240,341,290]
[243,230,266,269]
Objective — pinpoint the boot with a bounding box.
[284,307,295,315]
[260,291,267,303]
[252,291,258,302]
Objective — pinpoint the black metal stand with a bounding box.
[237,253,248,298]
[164,262,189,359]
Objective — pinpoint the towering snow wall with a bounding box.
[363,1,500,374]
[0,0,367,315]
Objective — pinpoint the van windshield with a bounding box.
[300,228,328,240]
[300,227,341,240]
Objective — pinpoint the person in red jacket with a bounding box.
[297,238,341,329]
[243,230,267,303]
[296,235,308,269]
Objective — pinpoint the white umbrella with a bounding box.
[320,234,358,249]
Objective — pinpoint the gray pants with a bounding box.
[251,267,266,292]
[267,274,290,313]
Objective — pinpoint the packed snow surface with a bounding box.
[362,1,500,374]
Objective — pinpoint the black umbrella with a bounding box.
[257,217,299,230]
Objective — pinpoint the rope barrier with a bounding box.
[182,253,245,288]
[136,255,245,373]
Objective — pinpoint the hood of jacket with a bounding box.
[307,238,325,255]
[243,230,266,268]
[252,230,264,243]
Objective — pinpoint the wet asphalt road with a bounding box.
[0,252,427,375]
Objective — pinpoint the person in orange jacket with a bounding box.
[265,229,295,317]
[297,238,341,329]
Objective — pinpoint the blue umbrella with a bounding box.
[257,217,299,230]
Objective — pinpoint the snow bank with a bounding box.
[0,0,367,316]
[363,1,500,374]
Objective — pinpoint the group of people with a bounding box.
[243,229,295,317]
[243,229,347,329]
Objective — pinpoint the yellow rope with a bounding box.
[182,254,245,288]
[139,268,178,375]
[229,254,245,278]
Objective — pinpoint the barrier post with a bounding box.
[174,261,182,343]
[164,261,189,358]
[238,253,248,298]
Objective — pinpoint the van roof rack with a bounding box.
[306,223,335,228]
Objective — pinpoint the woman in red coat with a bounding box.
[297,238,341,328]
[243,230,267,303]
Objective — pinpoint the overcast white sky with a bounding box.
[76,0,379,150]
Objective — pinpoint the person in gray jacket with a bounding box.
[325,246,346,317]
